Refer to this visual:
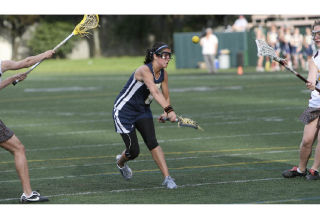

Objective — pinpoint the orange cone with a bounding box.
[237,66,243,75]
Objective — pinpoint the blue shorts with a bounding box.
[113,107,153,134]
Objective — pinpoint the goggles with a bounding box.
[156,51,172,59]
[312,30,320,40]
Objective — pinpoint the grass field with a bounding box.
[0,58,318,204]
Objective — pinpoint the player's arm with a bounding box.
[158,70,172,122]
[306,58,318,91]
[135,66,176,122]
[1,50,55,73]
[0,73,27,90]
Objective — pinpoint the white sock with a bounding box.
[297,168,305,173]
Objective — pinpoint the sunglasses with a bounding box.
[312,30,320,39]
[156,51,172,59]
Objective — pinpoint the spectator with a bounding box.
[200,28,219,74]
[267,24,280,71]
[232,15,249,32]
[290,27,304,69]
[255,27,265,72]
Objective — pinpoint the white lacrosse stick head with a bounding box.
[255,40,282,62]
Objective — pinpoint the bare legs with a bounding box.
[0,135,32,196]
[299,118,320,172]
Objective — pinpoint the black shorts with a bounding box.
[0,120,14,143]
[120,117,159,154]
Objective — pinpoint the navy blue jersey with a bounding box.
[113,63,165,133]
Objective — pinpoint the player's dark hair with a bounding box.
[144,42,170,64]
[312,19,320,30]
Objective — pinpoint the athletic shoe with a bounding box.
[282,166,307,178]
[20,191,49,204]
[306,169,320,180]
[116,154,132,180]
[162,176,177,189]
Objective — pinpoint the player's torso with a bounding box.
[309,51,320,107]
[114,63,164,112]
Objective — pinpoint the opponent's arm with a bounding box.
[0,73,27,90]
[306,58,318,91]
[1,50,55,72]
[135,66,176,122]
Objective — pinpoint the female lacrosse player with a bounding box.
[282,20,320,180]
[113,42,178,189]
[0,49,55,203]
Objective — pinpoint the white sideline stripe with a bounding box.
[170,86,243,93]
[0,177,283,202]
[24,86,100,93]
[0,130,303,155]
[0,149,299,174]
[10,119,110,128]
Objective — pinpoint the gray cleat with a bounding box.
[162,176,177,189]
[116,154,132,180]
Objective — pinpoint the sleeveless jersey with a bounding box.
[113,63,164,133]
[308,51,320,107]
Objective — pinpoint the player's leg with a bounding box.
[299,117,319,172]
[282,114,319,178]
[116,131,139,180]
[0,135,32,196]
[306,126,320,180]
[135,118,177,189]
[0,131,49,203]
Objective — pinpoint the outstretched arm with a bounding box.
[1,50,55,73]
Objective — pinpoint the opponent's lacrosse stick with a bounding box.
[13,14,99,85]
[162,115,204,131]
[255,39,320,93]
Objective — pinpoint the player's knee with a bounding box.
[126,147,140,160]
[301,138,313,149]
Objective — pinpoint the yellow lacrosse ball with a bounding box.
[192,35,200,44]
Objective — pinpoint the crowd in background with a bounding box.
[255,24,316,72]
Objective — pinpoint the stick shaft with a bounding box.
[279,60,320,93]
[13,33,74,85]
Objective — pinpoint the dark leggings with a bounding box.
[120,118,159,160]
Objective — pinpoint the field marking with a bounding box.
[24,86,101,93]
[0,148,299,174]
[0,177,284,203]
[0,129,303,156]
[0,158,297,184]
[255,196,320,204]
[170,86,243,93]
[0,145,299,165]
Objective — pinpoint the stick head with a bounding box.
[255,39,282,62]
[73,15,99,36]
[177,116,204,131]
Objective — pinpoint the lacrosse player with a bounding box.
[0,49,55,203]
[113,42,178,189]
[282,20,320,180]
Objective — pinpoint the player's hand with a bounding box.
[306,81,316,91]
[13,73,27,82]
[167,111,177,122]
[44,50,55,59]
[280,59,288,66]
[158,113,167,123]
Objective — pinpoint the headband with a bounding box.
[154,44,169,53]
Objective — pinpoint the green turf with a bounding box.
[0,58,317,204]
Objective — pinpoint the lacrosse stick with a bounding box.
[13,14,99,85]
[161,115,204,131]
[255,39,320,93]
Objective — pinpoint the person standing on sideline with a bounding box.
[282,20,320,180]
[200,28,219,74]
[0,49,55,203]
[113,42,178,189]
